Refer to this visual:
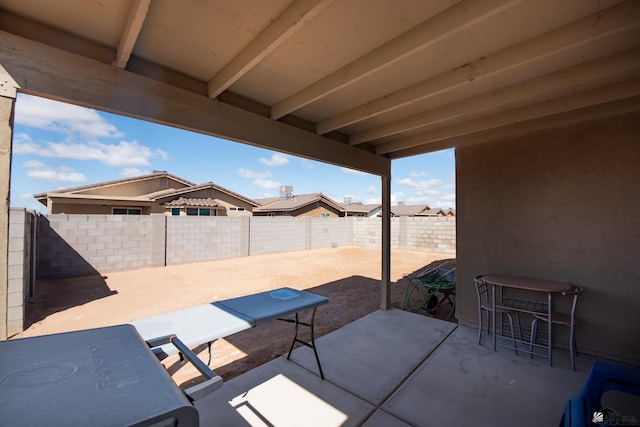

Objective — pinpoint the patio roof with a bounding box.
[0,0,638,354]
[0,0,638,171]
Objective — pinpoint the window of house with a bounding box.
[186,208,211,216]
[171,208,180,216]
[229,207,246,212]
[113,208,142,215]
[268,213,276,217]
[321,213,331,218]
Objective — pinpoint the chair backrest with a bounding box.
[563,285,584,323]
[474,275,488,305]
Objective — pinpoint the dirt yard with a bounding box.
[15,247,456,390]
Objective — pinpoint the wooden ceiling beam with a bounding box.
[113,0,151,69]
[207,0,334,98]
[0,30,390,177]
[316,0,640,137]
[388,96,640,159]
[270,0,523,120]
[376,78,640,154]
[351,47,640,144]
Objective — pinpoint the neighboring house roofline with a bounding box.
[341,202,381,214]
[389,204,431,217]
[151,182,260,207]
[33,171,195,199]
[39,193,152,203]
[254,193,345,213]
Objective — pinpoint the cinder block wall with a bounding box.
[403,217,456,254]
[352,217,382,248]
[37,214,153,278]
[310,217,351,249]
[166,216,243,265]
[9,213,456,336]
[249,217,307,255]
[352,216,455,253]
[7,208,35,336]
[34,215,456,278]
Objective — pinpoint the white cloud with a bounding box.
[390,192,405,204]
[238,168,272,179]
[121,168,147,177]
[392,175,457,208]
[22,159,45,169]
[156,149,169,161]
[394,177,441,194]
[364,185,377,194]
[253,178,281,189]
[13,138,164,167]
[259,153,289,167]
[15,94,122,139]
[409,171,429,178]
[19,193,34,199]
[341,167,367,175]
[23,160,87,183]
[301,159,315,170]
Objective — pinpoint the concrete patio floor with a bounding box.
[194,309,593,426]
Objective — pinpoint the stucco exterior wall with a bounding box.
[456,111,640,365]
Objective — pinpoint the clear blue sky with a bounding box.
[9,93,455,212]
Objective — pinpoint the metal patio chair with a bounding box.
[530,285,583,371]
[475,275,521,354]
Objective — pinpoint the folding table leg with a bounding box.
[280,308,325,380]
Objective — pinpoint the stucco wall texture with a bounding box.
[456,111,640,365]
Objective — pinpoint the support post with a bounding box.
[381,173,391,309]
[0,65,18,339]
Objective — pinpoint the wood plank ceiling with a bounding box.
[0,0,638,165]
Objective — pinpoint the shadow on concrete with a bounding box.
[169,257,456,390]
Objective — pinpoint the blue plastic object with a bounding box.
[560,361,640,427]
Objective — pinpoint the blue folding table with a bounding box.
[131,287,329,379]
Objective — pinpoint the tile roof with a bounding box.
[342,202,381,213]
[149,182,259,207]
[390,204,430,216]
[162,197,222,208]
[254,193,344,212]
[418,208,446,216]
[253,197,280,206]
